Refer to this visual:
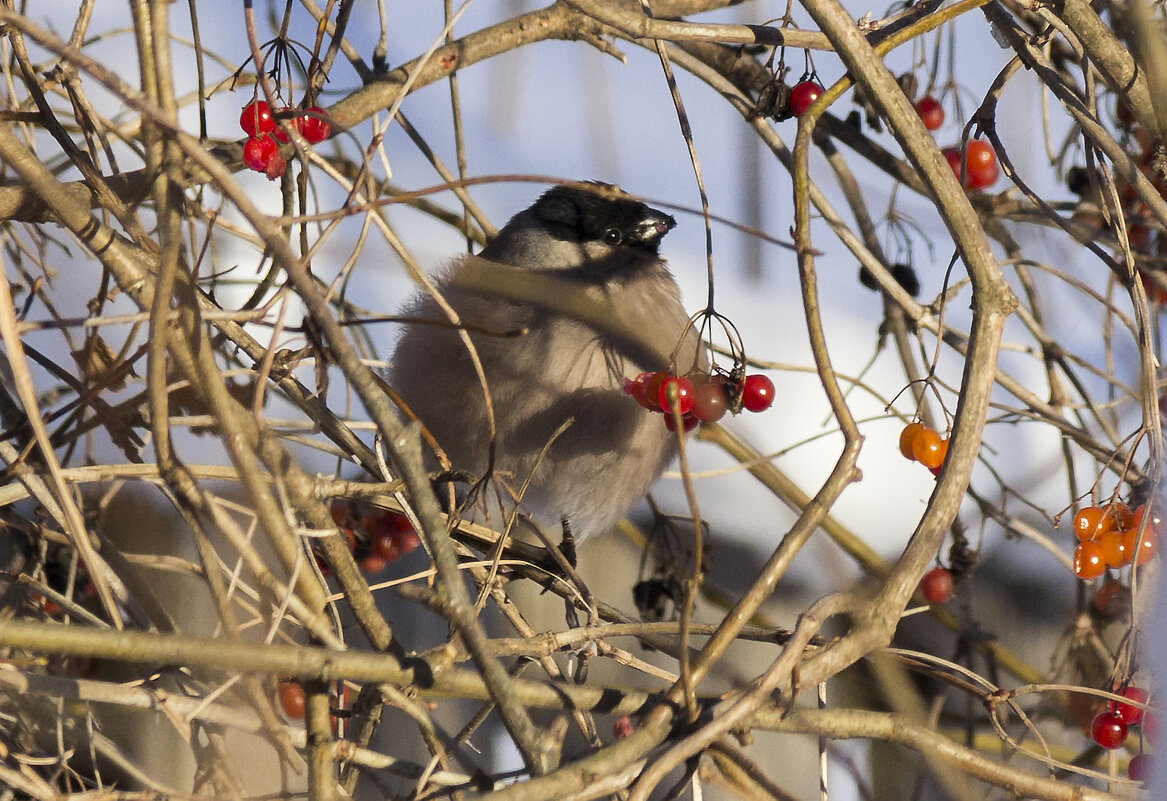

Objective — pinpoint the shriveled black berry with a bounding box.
[858,265,879,291]
[890,263,921,297]
[1066,166,1091,197]
[858,263,919,297]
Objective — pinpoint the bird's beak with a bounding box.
[634,207,676,247]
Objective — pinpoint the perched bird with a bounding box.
[388,183,704,543]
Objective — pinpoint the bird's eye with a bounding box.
[603,228,622,245]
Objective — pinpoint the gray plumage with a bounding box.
[388,183,703,541]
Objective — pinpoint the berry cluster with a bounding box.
[1070,501,1160,580]
[762,72,945,127]
[622,370,775,432]
[322,500,420,576]
[941,139,999,190]
[756,72,825,121]
[898,421,948,475]
[239,100,331,180]
[1088,684,1155,778]
[1068,102,1166,291]
[845,80,995,189]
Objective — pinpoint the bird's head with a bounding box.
[529,182,676,256]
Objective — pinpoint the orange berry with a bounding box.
[278,681,306,719]
[1128,504,1163,565]
[1113,503,1136,529]
[912,428,947,469]
[1073,541,1106,580]
[899,422,925,460]
[1131,503,1165,533]
[1099,530,1131,568]
[1126,526,1159,566]
[1073,506,1112,542]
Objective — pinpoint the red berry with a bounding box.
[741,374,775,412]
[369,519,420,563]
[240,100,274,137]
[1073,541,1106,580]
[373,533,399,563]
[911,428,947,470]
[242,136,278,172]
[394,526,421,557]
[361,553,388,574]
[273,106,296,143]
[658,376,695,415]
[942,142,998,189]
[919,566,954,604]
[263,152,288,180]
[788,81,823,117]
[366,511,422,562]
[376,510,406,533]
[1110,686,1150,725]
[899,422,925,461]
[691,377,728,422]
[1129,753,1153,782]
[363,511,420,563]
[942,147,963,179]
[914,95,944,130]
[1090,709,1129,749]
[663,412,698,433]
[964,139,995,171]
[330,499,356,527]
[623,372,657,410]
[643,372,670,413]
[964,140,998,189]
[299,106,331,143]
[967,162,998,190]
[279,681,306,719]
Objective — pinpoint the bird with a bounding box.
[387,182,704,546]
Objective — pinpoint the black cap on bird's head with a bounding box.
[530,182,676,253]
